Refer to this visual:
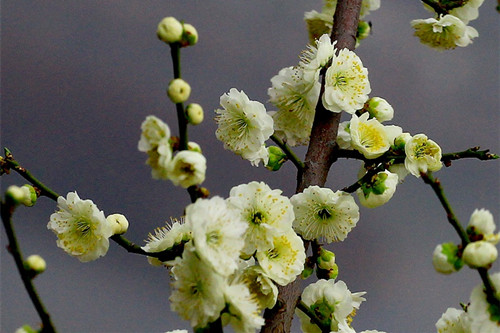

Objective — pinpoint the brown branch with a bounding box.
[261,1,363,332]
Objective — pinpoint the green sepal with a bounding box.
[441,242,464,271]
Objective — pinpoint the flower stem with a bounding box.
[296,300,330,333]
[420,172,469,245]
[1,199,57,333]
[270,135,305,171]
[169,44,189,151]
[2,148,59,200]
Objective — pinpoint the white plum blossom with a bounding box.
[142,218,191,267]
[170,245,226,328]
[336,120,353,149]
[291,186,360,243]
[304,10,333,44]
[234,265,278,311]
[268,66,320,146]
[255,229,306,286]
[435,307,471,333]
[222,282,265,333]
[215,88,273,166]
[167,150,206,188]
[138,115,173,179]
[137,115,171,152]
[360,0,381,19]
[357,170,399,208]
[186,196,247,276]
[468,272,500,333]
[467,208,500,244]
[297,279,366,332]
[322,47,371,114]
[449,0,485,24]
[349,113,402,159]
[47,192,113,262]
[227,181,295,256]
[404,133,443,177]
[300,34,336,82]
[411,15,478,50]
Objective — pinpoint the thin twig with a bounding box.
[1,200,57,333]
[270,135,305,171]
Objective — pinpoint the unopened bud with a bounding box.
[432,243,463,274]
[393,132,412,151]
[6,185,26,205]
[24,254,46,276]
[167,79,191,104]
[467,208,497,240]
[186,103,204,125]
[316,248,338,280]
[157,17,183,44]
[463,241,498,268]
[317,248,336,270]
[21,184,37,207]
[265,146,287,171]
[364,97,393,122]
[107,214,129,235]
[357,20,371,40]
[187,141,202,153]
[181,23,198,47]
[301,257,315,279]
[15,325,36,333]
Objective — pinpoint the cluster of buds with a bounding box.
[433,209,498,274]
[160,17,205,127]
[157,17,198,47]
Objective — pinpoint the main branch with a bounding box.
[261,1,362,332]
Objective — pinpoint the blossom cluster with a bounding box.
[140,180,374,331]
[436,273,500,333]
[144,181,307,331]
[432,209,500,331]
[138,115,206,188]
[411,0,484,50]
[304,0,380,45]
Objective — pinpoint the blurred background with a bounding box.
[1,1,499,332]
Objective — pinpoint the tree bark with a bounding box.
[261,1,362,332]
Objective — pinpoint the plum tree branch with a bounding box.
[261,1,363,332]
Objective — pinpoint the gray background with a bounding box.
[1,1,499,332]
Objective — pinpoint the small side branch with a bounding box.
[420,172,469,245]
[442,147,498,166]
[1,200,57,332]
[271,135,305,171]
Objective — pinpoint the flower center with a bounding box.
[180,162,195,175]
[251,211,266,225]
[333,73,348,87]
[206,231,220,245]
[267,248,280,260]
[75,219,93,238]
[358,123,385,150]
[318,208,332,220]
[414,140,437,158]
